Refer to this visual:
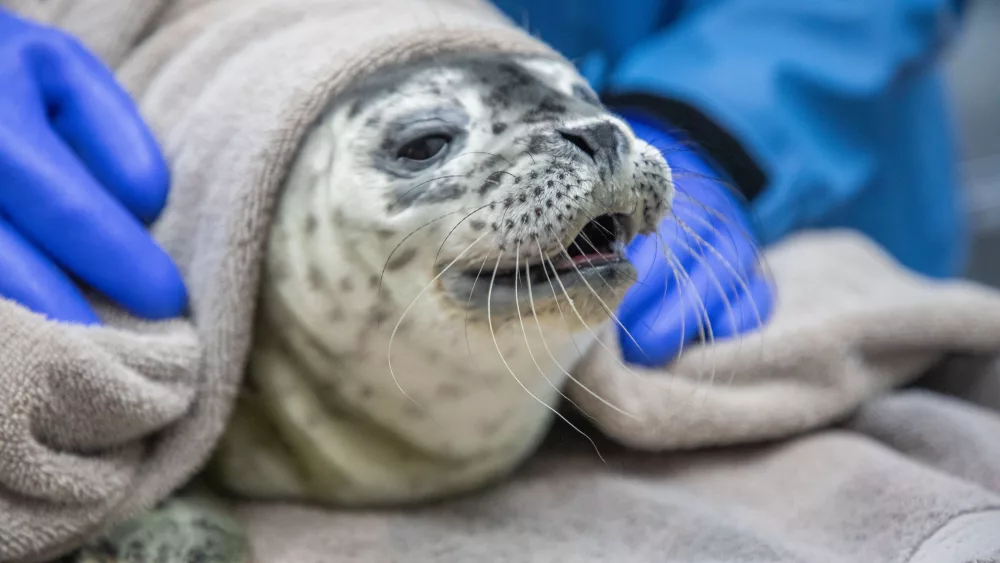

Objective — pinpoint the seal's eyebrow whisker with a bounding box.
[488,250,606,465]
[529,240,634,419]
[513,245,595,420]
[388,230,490,426]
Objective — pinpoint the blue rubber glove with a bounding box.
[0,10,187,325]
[615,111,774,367]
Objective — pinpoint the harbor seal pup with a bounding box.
[73,51,673,563]
[207,52,675,506]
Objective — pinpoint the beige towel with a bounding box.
[230,374,1000,563]
[3,1,1000,562]
[0,1,556,561]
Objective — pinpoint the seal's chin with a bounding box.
[444,213,636,312]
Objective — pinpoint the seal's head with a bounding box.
[218,53,673,505]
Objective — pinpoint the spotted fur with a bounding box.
[208,53,674,506]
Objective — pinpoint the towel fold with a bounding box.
[0,1,555,560]
[3,1,1000,562]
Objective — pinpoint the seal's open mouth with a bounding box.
[444,213,637,310]
[488,213,632,287]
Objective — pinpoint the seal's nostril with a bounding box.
[558,122,622,162]
[558,130,598,161]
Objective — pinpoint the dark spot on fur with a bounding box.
[470,219,487,231]
[478,418,503,437]
[348,98,364,118]
[376,227,396,240]
[370,304,391,326]
[368,275,380,289]
[270,258,289,283]
[396,180,466,210]
[328,306,344,322]
[478,155,507,174]
[572,83,601,106]
[480,171,505,195]
[526,134,547,155]
[533,186,543,196]
[403,402,424,419]
[386,247,417,271]
[360,385,374,399]
[307,265,326,290]
[436,382,466,399]
[492,122,508,135]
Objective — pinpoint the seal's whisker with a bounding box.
[669,213,767,390]
[379,208,466,296]
[545,238,649,382]
[432,200,497,267]
[512,244,598,420]
[487,250,606,464]
[526,247,634,419]
[557,245,649,362]
[658,225,722,391]
[391,174,471,211]
[464,249,493,372]
[450,151,514,167]
[536,238,602,369]
[670,188,768,274]
[388,231,490,423]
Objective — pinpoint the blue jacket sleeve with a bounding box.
[602,0,967,244]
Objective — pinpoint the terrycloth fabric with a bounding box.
[3,1,1000,563]
[230,372,1000,563]
[0,1,557,561]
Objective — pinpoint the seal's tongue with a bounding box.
[551,213,628,271]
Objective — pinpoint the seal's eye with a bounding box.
[397,134,451,162]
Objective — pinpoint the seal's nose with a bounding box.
[558,122,623,162]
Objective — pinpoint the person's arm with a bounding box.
[603,0,968,243]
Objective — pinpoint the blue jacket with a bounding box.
[491,0,969,278]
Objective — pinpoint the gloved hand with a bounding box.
[0,10,186,325]
[614,110,774,367]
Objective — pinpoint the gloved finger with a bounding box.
[618,219,762,367]
[0,215,99,324]
[0,128,187,320]
[701,269,775,342]
[619,237,732,366]
[617,200,720,326]
[33,32,169,224]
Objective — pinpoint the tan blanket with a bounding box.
[3,1,1000,562]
